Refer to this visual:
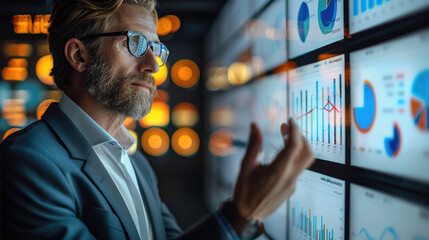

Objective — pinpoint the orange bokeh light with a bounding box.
[2,67,27,81]
[2,128,21,141]
[171,59,200,88]
[165,15,181,32]
[123,117,136,130]
[154,90,169,102]
[157,17,172,36]
[4,43,33,57]
[36,55,55,85]
[171,128,199,157]
[141,128,169,156]
[139,101,170,127]
[37,99,57,120]
[8,58,28,68]
[172,102,199,127]
[208,129,237,157]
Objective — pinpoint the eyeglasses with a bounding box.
[80,31,169,67]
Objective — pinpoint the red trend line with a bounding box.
[293,101,340,120]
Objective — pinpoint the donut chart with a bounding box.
[353,80,376,133]
[410,69,429,131]
[298,2,310,42]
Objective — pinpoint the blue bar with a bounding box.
[328,88,330,144]
[376,0,383,5]
[334,79,336,145]
[353,0,359,15]
[361,0,367,12]
[368,0,375,9]
[301,90,303,134]
[316,81,319,142]
[305,211,307,233]
[306,90,308,139]
[322,87,324,143]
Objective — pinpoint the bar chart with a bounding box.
[289,170,345,240]
[349,0,429,34]
[289,55,345,164]
[350,184,429,240]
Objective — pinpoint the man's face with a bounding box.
[84,4,159,119]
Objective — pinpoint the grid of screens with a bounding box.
[350,28,429,183]
[350,184,429,239]
[288,170,345,240]
[204,0,429,239]
[288,55,346,164]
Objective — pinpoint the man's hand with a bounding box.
[232,118,315,222]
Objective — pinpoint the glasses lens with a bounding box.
[151,43,169,66]
[128,32,148,57]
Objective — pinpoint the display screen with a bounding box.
[288,170,345,240]
[350,184,429,240]
[287,0,344,59]
[288,55,346,164]
[252,0,287,73]
[350,28,429,183]
[349,0,429,34]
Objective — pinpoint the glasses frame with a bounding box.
[80,31,169,66]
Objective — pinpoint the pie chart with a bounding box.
[298,2,310,43]
[353,80,376,133]
[318,0,337,34]
[410,69,429,131]
[384,122,401,158]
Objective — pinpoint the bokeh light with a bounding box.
[127,130,138,155]
[157,17,172,36]
[141,128,169,156]
[4,43,33,57]
[2,99,26,127]
[2,67,27,81]
[152,57,168,86]
[171,59,200,88]
[172,102,199,127]
[210,105,237,127]
[165,15,181,32]
[208,129,237,157]
[139,101,170,127]
[36,54,55,85]
[8,58,28,68]
[16,80,44,111]
[227,62,251,86]
[171,128,199,157]
[37,99,57,120]
[2,128,21,141]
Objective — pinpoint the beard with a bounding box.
[84,49,157,119]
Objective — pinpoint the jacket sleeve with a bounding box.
[1,146,96,240]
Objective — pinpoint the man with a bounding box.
[1,0,315,239]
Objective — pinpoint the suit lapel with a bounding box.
[42,103,140,240]
[131,156,166,240]
[83,150,140,240]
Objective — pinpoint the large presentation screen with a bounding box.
[288,170,345,240]
[288,55,346,164]
[287,0,344,58]
[350,184,429,240]
[349,0,429,34]
[350,29,429,183]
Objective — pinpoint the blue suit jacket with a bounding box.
[1,103,222,239]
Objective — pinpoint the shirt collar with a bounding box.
[58,94,136,151]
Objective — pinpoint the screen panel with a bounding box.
[350,184,429,239]
[288,55,346,164]
[288,170,345,240]
[350,28,429,183]
[349,0,429,34]
[287,0,344,59]
[252,0,287,73]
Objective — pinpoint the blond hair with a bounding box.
[48,0,158,90]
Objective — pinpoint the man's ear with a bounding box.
[64,38,90,72]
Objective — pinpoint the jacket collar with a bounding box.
[42,103,141,240]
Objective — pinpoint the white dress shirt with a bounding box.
[59,94,152,240]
